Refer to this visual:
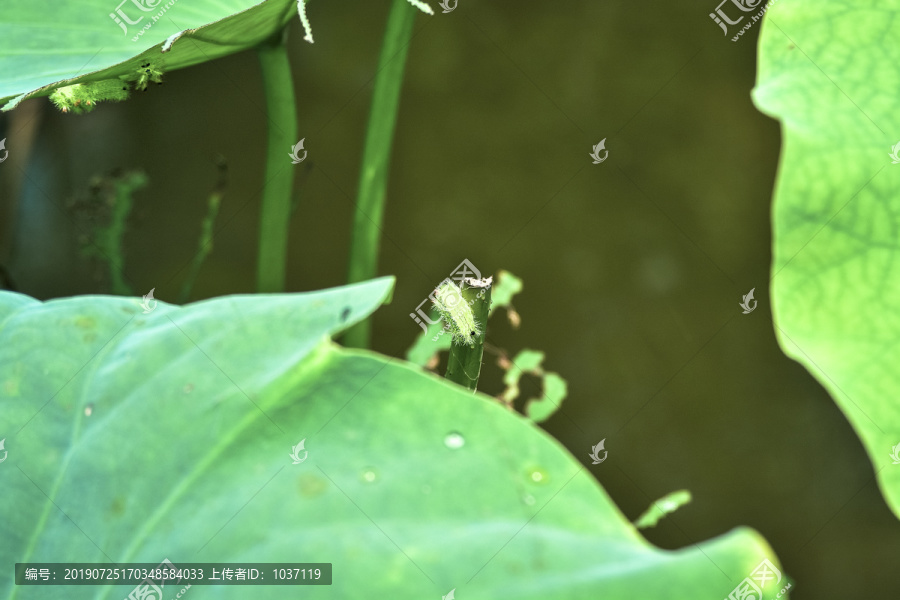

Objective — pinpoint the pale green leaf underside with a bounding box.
[0,0,297,109]
[0,282,783,598]
[752,1,900,519]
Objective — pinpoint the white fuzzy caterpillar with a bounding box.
[296,0,433,44]
[431,279,481,347]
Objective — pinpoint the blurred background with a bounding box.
[1,0,897,597]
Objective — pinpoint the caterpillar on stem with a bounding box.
[431,279,482,347]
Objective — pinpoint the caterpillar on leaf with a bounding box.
[50,62,164,114]
[133,61,164,91]
[431,279,482,347]
[296,0,433,44]
[50,80,130,114]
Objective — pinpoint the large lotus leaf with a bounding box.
[752,1,900,518]
[0,0,300,110]
[0,282,784,599]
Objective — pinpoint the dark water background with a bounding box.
[1,1,897,597]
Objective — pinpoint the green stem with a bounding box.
[343,0,418,348]
[178,157,226,303]
[445,278,492,392]
[256,32,297,293]
[96,170,146,296]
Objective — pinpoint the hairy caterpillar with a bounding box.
[431,279,482,347]
[50,80,130,114]
[133,61,164,91]
[296,0,433,44]
[50,62,164,113]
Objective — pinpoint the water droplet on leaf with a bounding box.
[530,468,548,483]
[444,432,465,449]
